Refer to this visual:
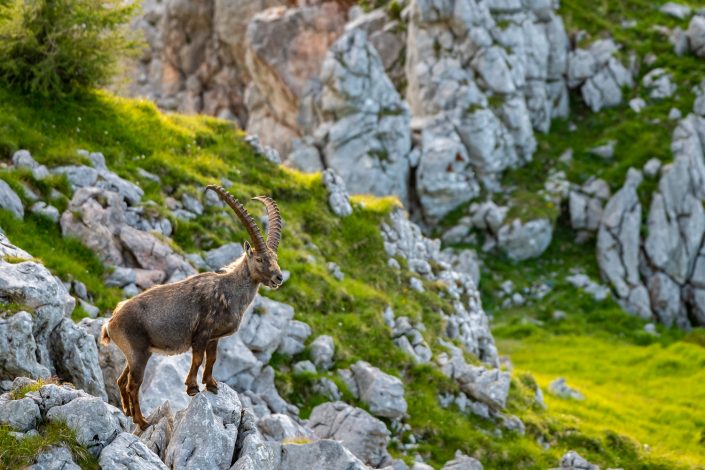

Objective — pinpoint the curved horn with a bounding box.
[205,185,266,253]
[252,196,282,252]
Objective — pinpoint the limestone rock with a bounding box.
[0,395,41,432]
[442,450,484,470]
[204,243,244,271]
[278,439,372,470]
[597,169,651,319]
[257,413,314,442]
[309,401,392,467]
[164,393,237,469]
[0,312,50,380]
[349,361,407,419]
[99,432,168,470]
[496,218,553,261]
[310,335,335,370]
[46,396,128,457]
[314,29,412,203]
[49,318,107,401]
[28,445,81,470]
[0,180,24,220]
[642,68,676,100]
[322,169,353,217]
[245,3,347,156]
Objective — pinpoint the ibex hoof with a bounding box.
[186,385,200,396]
[206,382,219,394]
[135,418,149,430]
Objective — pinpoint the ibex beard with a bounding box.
[100,186,283,429]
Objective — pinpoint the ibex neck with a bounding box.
[221,255,258,288]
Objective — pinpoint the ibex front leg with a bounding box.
[185,338,207,396]
[202,339,219,393]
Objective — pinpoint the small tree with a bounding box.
[0,0,139,97]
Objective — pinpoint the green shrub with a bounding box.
[0,0,139,97]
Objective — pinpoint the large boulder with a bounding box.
[245,3,347,155]
[0,179,24,219]
[78,317,126,406]
[46,396,129,457]
[597,168,651,320]
[278,439,372,470]
[0,395,41,432]
[49,318,107,401]
[99,432,168,470]
[348,361,407,419]
[309,401,392,467]
[0,236,74,371]
[310,29,412,204]
[0,312,50,380]
[164,392,238,469]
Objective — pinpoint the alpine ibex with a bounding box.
[101,186,283,429]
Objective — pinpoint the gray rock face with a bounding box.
[568,39,633,112]
[687,15,705,57]
[46,396,128,457]
[204,243,244,271]
[569,178,611,239]
[28,445,81,470]
[0,395,41,432]
[0,312,50,380]
[51,163,144,206]
[322,169,353,217]
[309,401,391,467]
[441,450,484,470]
[496,218,553,261]
[99,432,168,470]
[164,393,238,470]
[12,149,50,181]
[349,361,407,419]
[381,210,498,366]
[0,239,74,371]
[278,439,372,470]
[310,335,335,370]
[549,378,584,401]
[139,402,174,462]
[661,2,692,19]
[77,317,125,406]
[642,68,676,100]
[437,346,510,410]
[49,318,107,401]
[29,202,60,223]
[312,29,412,204]
[597,168,651,320]
[257,413,313,442]
[555,450,599,470]
[232,408,277,470]
[245,2,347,156]
[239,295,295,363]
[0,179,24,219]
[61,186,196,283]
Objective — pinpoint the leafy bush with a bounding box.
[0,0,139,97]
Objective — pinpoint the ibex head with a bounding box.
[205,186,284,289]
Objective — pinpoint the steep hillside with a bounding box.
[0,83,702,469]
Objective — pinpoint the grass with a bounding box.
[9,378,60,400]
[0,421,99,469]
[0,41,703,466]
[500,335,705,469]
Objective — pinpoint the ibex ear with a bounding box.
[244,241,253,258]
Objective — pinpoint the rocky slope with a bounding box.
[125,0,705,332]
[2,80,697,468]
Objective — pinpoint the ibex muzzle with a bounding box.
[101,186,283,429]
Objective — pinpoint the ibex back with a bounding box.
[101,186,283,429]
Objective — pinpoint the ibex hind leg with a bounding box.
[202,339,219,394]
[117,365,131,416]
[126,350,151,430]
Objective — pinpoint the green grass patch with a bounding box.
[0,421,98,469]
[8,377,60,400]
